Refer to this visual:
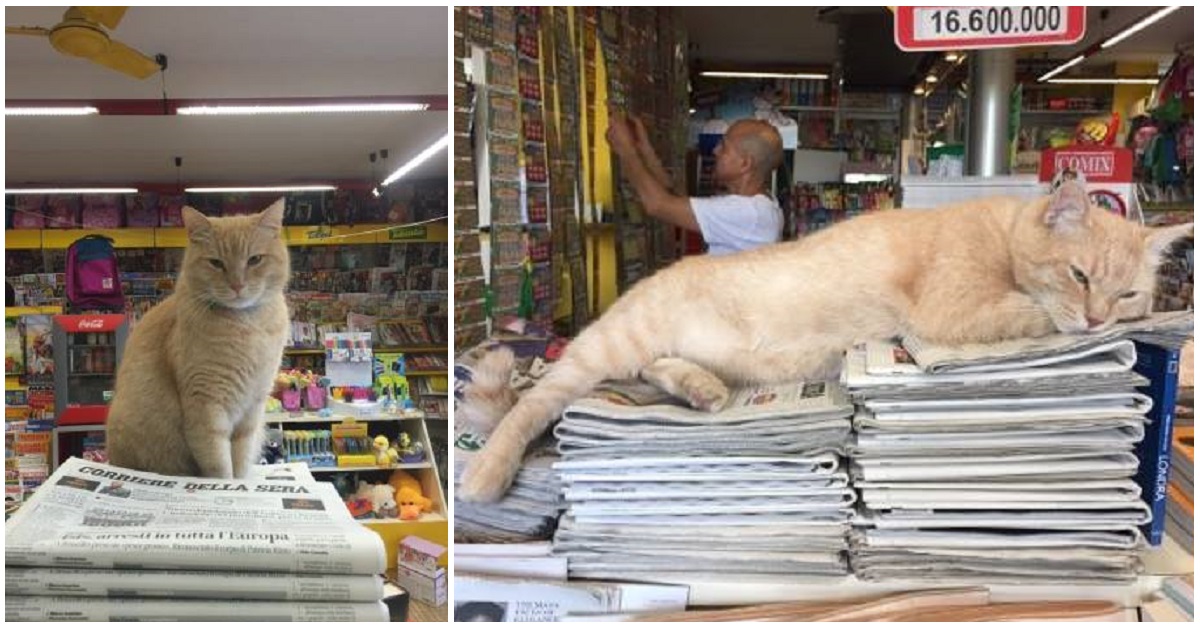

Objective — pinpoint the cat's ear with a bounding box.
[1144,222,1193,261]
[181,207,212,239]
[257,197,286,233]
[1043,181,1089,233]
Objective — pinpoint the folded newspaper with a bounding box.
[901,310,1194,374]
[5,596,389,622]
[5,458,386,575]
[454,429,563,543]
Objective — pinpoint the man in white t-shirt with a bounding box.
[607,111,784,256]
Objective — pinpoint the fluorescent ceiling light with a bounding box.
[1048,77,1160,85]
[1100,7,1180,49]
[6,187,137,194]
[925,74,938,83]
[1038,54,1086,82]
[5,106,98,116]
[185,185,336,193]
[177,103,429,116]
[381,134,450,187]
[701,71,829,80]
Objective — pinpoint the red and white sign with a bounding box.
[1038,147,1133,184]
[55,314,125,333]
[895,6,1086,51]
[1039,146,1138,219]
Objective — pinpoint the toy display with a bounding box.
[273,369,325,412]
[374,352,412,409]
[1075,112,1120,146]
[281,430,336,468]
[389,470,433,520]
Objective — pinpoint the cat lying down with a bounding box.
[459,180,1193,503]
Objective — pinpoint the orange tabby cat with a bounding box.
[459,181,1192,502]
[107,200,291,478]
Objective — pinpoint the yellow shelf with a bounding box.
[6,376,24,391]
[6,306,62,317]
[406,370,447,377]
[4,221,448,249]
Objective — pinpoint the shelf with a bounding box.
[406,370,447,377]
[360,512,447,524]
[283,345,446,356]
[1021,109,1108,116]
[309,462,431,473]
[1142,203,1193,214]
[3,221,448,250]
[265,412,427,424]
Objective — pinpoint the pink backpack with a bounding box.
[66,235,126,312]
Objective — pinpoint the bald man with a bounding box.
[607,112,784,255]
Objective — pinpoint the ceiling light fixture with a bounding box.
[913,86,926,96]
[925,74,938,83]
[1038,54,1086,82]
[6,187,137,194]
[1100,6,1180,49]
[700,71,830,80]
[1047,77,1160,85]
[944,52,959,62]
[177,103,429,116]
[381,134,450,187]
[1038,7,1182,83]
[4,106,99,116]
[184,185,336,194]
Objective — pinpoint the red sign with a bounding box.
[1038,147,1134,184]
[54,314,126,333]
[895,6,1086,51]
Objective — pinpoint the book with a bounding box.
[1132,342,1182,546]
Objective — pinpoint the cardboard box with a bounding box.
[395,564,446,606]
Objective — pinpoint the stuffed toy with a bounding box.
[388,470,433,520]
[373,435,392,466]
[355,481,398,518]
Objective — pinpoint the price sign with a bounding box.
[895,6,1086,51]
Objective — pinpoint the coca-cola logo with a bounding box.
[1053,152,1115,178]
[77,319,106,330]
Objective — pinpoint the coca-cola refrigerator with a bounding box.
[51,314,129,467]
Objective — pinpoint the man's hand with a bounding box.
[605,108,637,156]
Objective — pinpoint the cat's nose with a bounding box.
[231,283,244,294]
[1086,316,1104,328]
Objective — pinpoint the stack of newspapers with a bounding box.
[5,458,390,622]
[453,430,563,543]
[552,379,856,581]
[843,311,1194,583]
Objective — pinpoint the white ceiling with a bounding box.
[682,6,1191,74]
[5,6,448,186]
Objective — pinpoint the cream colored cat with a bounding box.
[107,200,291,478]
[460,181,1193,502]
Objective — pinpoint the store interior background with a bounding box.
[452,5,1192,613]
[5,5,451,596]
[511,6,1194,324]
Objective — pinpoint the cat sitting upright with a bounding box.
[459,180,1193,503]
[107,200,291,478]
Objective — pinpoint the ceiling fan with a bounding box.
[6,6,161,79]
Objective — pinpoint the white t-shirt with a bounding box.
[689,194,784,256]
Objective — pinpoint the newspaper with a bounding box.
[902,310,1194,373]
[453,575,688,622]
[555,381,853,459]
[4,596,389,622]
[453,430,562,543]
[841,344,1148,401]
[5,567,384,601]
[4,458,386,575]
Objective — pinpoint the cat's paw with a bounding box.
[458,450,518,503]
[680,370,730,412]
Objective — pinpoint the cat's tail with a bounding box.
[458,310,661,502]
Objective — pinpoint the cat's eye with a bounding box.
[208,259,225,270]
[1118,291,1139,300]
[1069,265,1089,288]
[247,255,264,267]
